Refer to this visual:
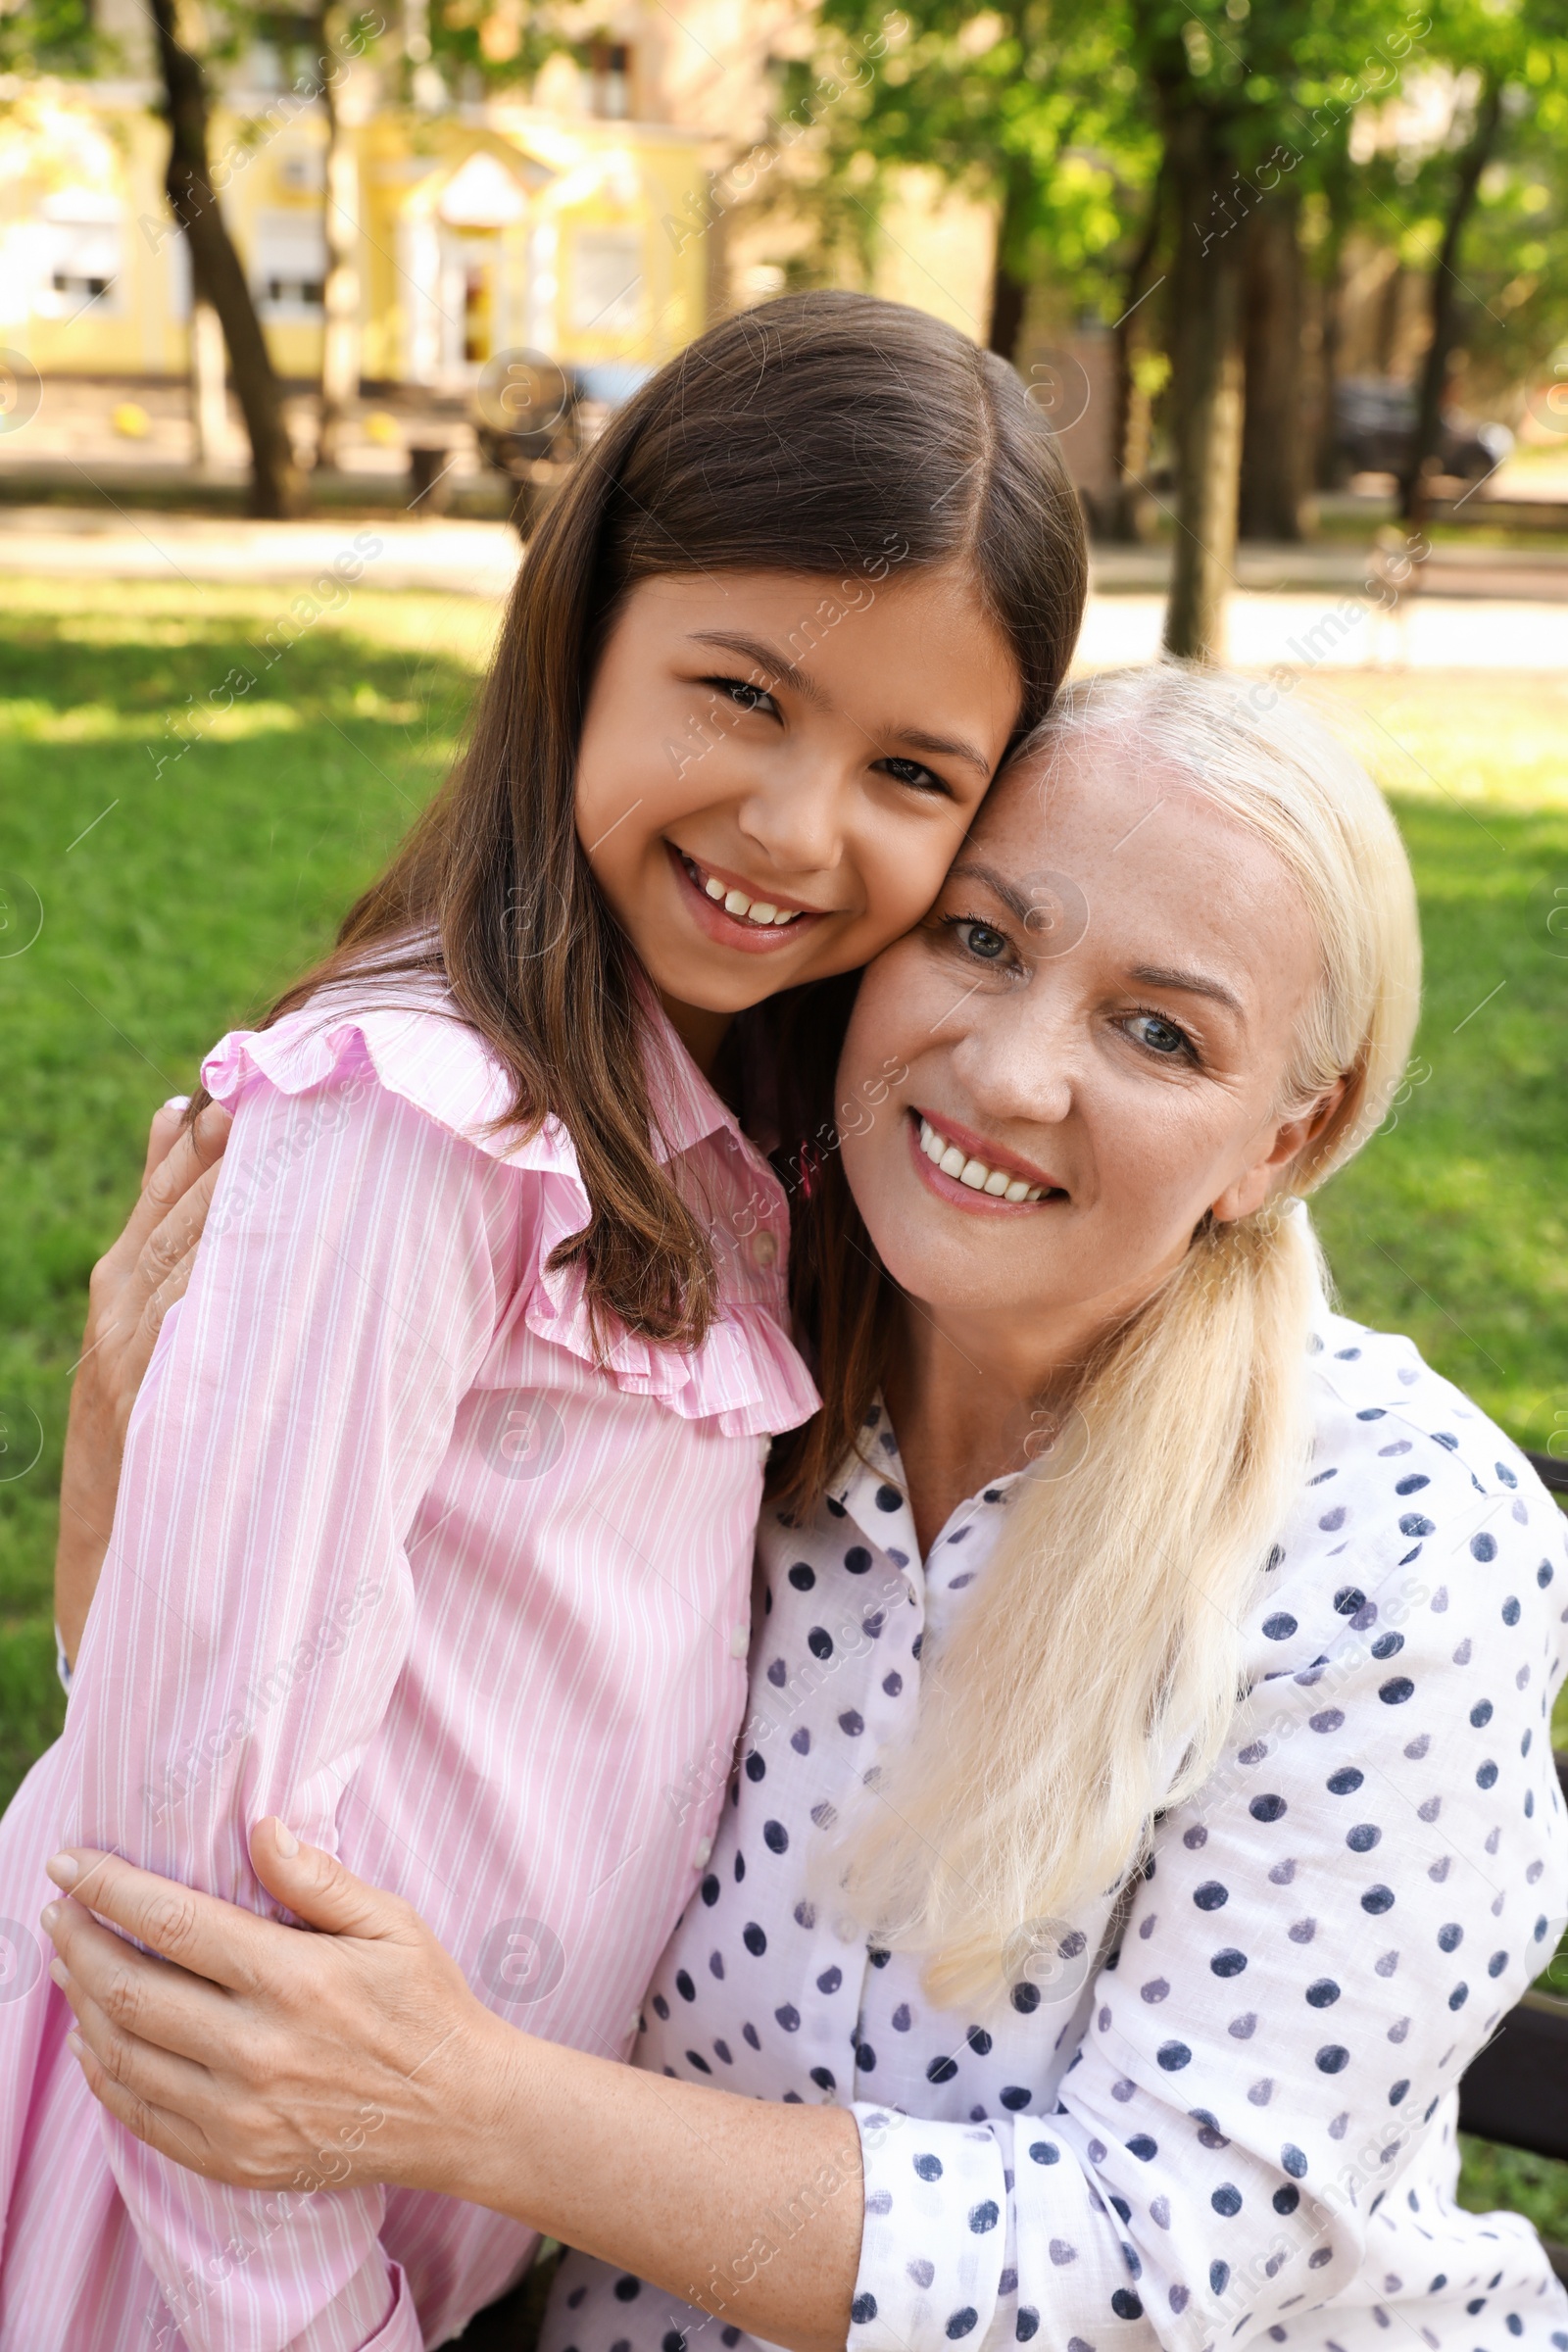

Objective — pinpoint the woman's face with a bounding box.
[837,738,1335,1351]
[576,566,1021,1030]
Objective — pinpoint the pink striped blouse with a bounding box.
[0,987,817,2352]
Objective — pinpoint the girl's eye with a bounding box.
[955,919,1009,962]
[1127,1010,1194,1059]
[876,755,947,796]
[707,675,778,717]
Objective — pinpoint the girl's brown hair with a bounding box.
[235,292,1087,1349]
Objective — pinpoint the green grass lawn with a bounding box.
[0,581,1564,2235]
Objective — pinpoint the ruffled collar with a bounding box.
[201,980,819,1441]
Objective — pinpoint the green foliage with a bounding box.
[0,578,482,1806]
[809,0,1162,314]
[0,0,111,75]
[1458,2135,1568,2252]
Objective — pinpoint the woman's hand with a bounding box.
[55,1098,231,1667]
[45,1825,864,2352]
[42,1818,501,2198]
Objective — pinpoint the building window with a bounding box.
[589,37,632,118]
[251,211,329,317]
[35,200,122,318]
[568,227,641,333]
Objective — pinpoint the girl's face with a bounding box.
[575,566,1021,1038]
[837,740,1338,1360]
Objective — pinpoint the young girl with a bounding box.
[0,292,1085,2352]
[44,668,1568,2352]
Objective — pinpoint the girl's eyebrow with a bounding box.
[688,630,827,708]
[689,630,991,775]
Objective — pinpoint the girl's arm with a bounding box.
[45,1823,861,2352]
[54,1099,229,1667]
[42,1067,514,2352]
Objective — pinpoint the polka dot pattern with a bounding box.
[539,1315,1568,2352]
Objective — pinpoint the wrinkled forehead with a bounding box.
[956,726,1321,991]
[967,723,1213,861]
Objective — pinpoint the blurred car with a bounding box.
[1334,376,1513,483]
[473,357,655,533]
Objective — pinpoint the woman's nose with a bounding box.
[951,988,1077,1128]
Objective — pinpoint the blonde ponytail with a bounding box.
[827,665,1422,2011]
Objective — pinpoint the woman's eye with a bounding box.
[956,920,1009,962]
[1128,1011,1193,1058]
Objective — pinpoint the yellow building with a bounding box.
[0,69,715,389]
[0,0,995,400]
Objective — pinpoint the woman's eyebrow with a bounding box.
[945,859,1047,926]
[946,868,1249,1016]
[1129,962,1247,1018]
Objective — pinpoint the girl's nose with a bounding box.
[734,758,848,880]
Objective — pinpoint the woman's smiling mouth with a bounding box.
[667,845,829,954]
[908,1107,1065,1209]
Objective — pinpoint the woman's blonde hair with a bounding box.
[823,662,1423,2009]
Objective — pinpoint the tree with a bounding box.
[808,0,1157,363]
[808,0,1426,651]
[1391,0,1568,517]
[147,0,305,516]
[1239,188,1304,540]
[1124,0,1430,650]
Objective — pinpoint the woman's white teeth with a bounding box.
[700,869,798,926]
[918,1117,1045,1201]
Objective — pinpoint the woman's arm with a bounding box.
[54,1099,229,1667]
[44,1824,861,2352]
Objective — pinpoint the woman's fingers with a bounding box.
[65,2014,220,2178]
[57,1969,221,2161]
[44,1850,277,1995]
[44,1895,235,2066]
[141,1099,229,1201]
[139,1097,190,1186]
[247,1819,423,1943]
[110,1102,229,1279]
[120,1158,223,1391]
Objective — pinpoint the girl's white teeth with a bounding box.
[699,867,797,926]
[918,1117,1045,1202]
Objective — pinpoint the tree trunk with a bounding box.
[188,297,229,467]
[1310,222,1348,491]
[1238,190,1303,541]
[1161,109,1245,660]
[1108,167,1165,542]
[1399,75,1503,523]
[148,0,303,517]
[987,169,1032,363]
[316,22,361,469]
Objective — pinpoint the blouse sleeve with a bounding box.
[58,1054,518,2352]
[848,1402,1568,2352]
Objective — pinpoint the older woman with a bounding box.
[42,667,1568,2352]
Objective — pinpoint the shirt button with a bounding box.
[729,1622,750,1657]
[694,1836,713,1868]
[750,1230,778,1269]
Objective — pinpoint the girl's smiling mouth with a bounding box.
[667,844,830,954]
[907,1106,1066,1209]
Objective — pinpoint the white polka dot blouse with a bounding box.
[539,1302,1568,2352]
